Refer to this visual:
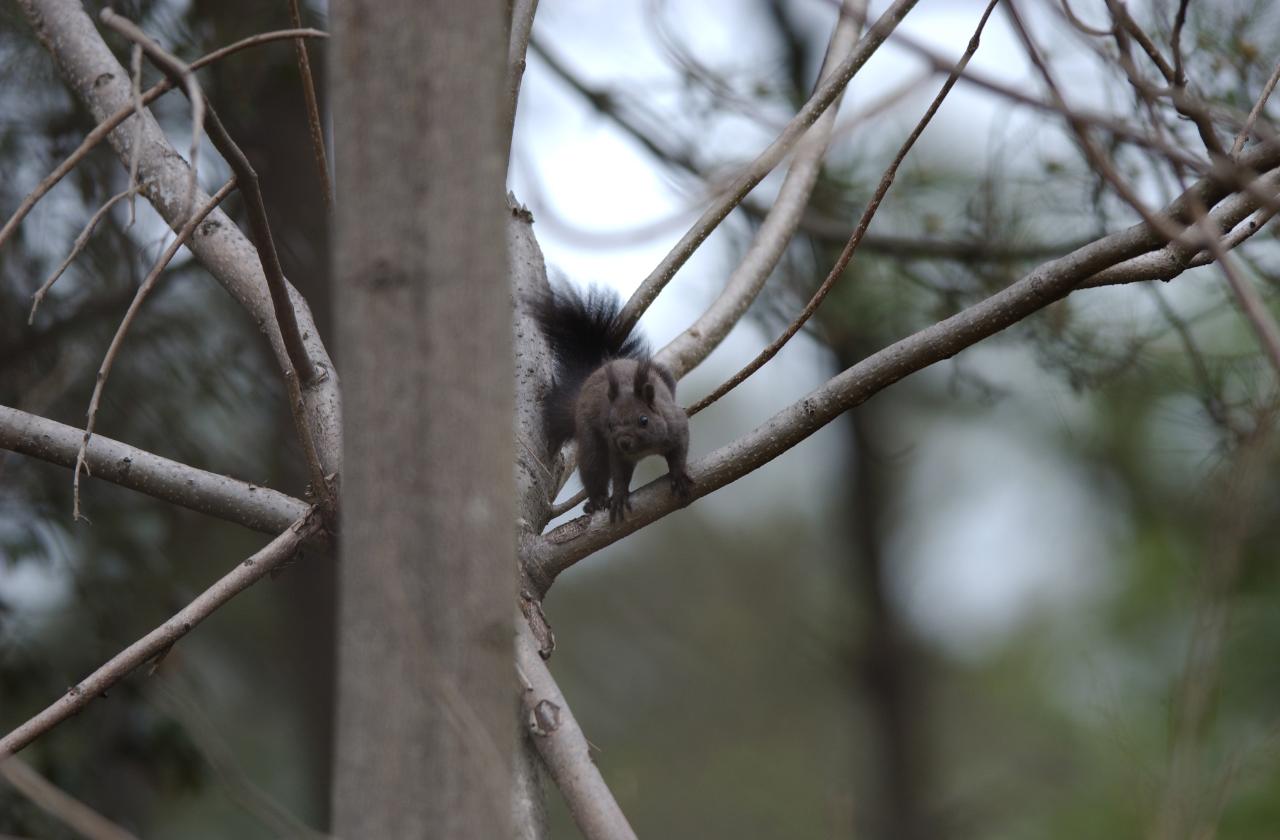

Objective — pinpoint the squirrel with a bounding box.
[533,284,694,522]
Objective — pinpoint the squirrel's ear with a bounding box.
[641,381,656,405]
[606,364,620,401]
[633,358,651,395]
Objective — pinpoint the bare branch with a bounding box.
[286,0,333,210]
[1080,169,1280,288]
[1170,0,1191,86]
[98,9,321,390]
[126,44,142,225]
[0,22,328,263]
[72,179,236,521]
[0,509,323,758]
[891,29,1211,171]
[0,758,139,840]
[504,0,540,165]
[28,185,142,324]
[1198,215,1280,378]
[1103,0,1176,84]
[516,620,637,840]
[616,0,922,335]
[99,11,203,220]
[1232,58,1280,157]
[655,0,865,380]
[685,0,1001,417]
[524,140,1280,593]
[0,404,309,534]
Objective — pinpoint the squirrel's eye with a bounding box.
[639,414,649,427]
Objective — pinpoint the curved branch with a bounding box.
[73,179,236,521]
[0,405,309,534]
[0,510,322,758]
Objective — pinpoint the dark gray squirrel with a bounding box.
[534,284,694,522]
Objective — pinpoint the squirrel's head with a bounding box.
[605,359,670,458]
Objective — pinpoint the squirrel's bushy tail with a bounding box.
[532,284,649,451]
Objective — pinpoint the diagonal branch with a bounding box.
[28,184,143,324]
[0,25,327,255]
[516,620,637,840]
[504,0,540,168]
[18,0,343,484]
[0,758,140,840]
[685,0,1001,417]
[0,509,323,758]
[72,179,236,521]
[286,0,333,210]
[99,10,319,388]
[655,0,865,381]
[0,404,309,535]
[615,0,922,335]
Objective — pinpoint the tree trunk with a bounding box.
[329,2,514,837]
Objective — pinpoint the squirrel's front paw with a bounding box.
[670,470,694,503]
[608,491,631,523]
[583,495,608,516]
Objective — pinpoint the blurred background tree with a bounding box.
[2,0,1279,838]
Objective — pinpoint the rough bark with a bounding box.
[329,1,515,837]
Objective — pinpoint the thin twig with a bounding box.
[103,12,204,219]
[891,29,1210,171]
[1103,0,1176,84]
[99,11,324,390]
[1170,0,1191,86]
[0,27,327,255]
[657,0,865,380]
[0,758,140,840]
[29,185,143,324]
[686,0,1001,417]
[1232,58,1280,157]
[72,179,236,521]
[1198,215,1280,378]
[616,0,922,335]
[1056,0,1111,37]
[286,0,332,210]
[107,18,333,505]
[127,44,143,226]
[0,509,322,758]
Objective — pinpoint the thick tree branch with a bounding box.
[524,140,1280,594]
[0,405,308,535]
[0,510,322,758]
[17,0,342,482]
[516,621,637,840]
[616,0,921,334]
